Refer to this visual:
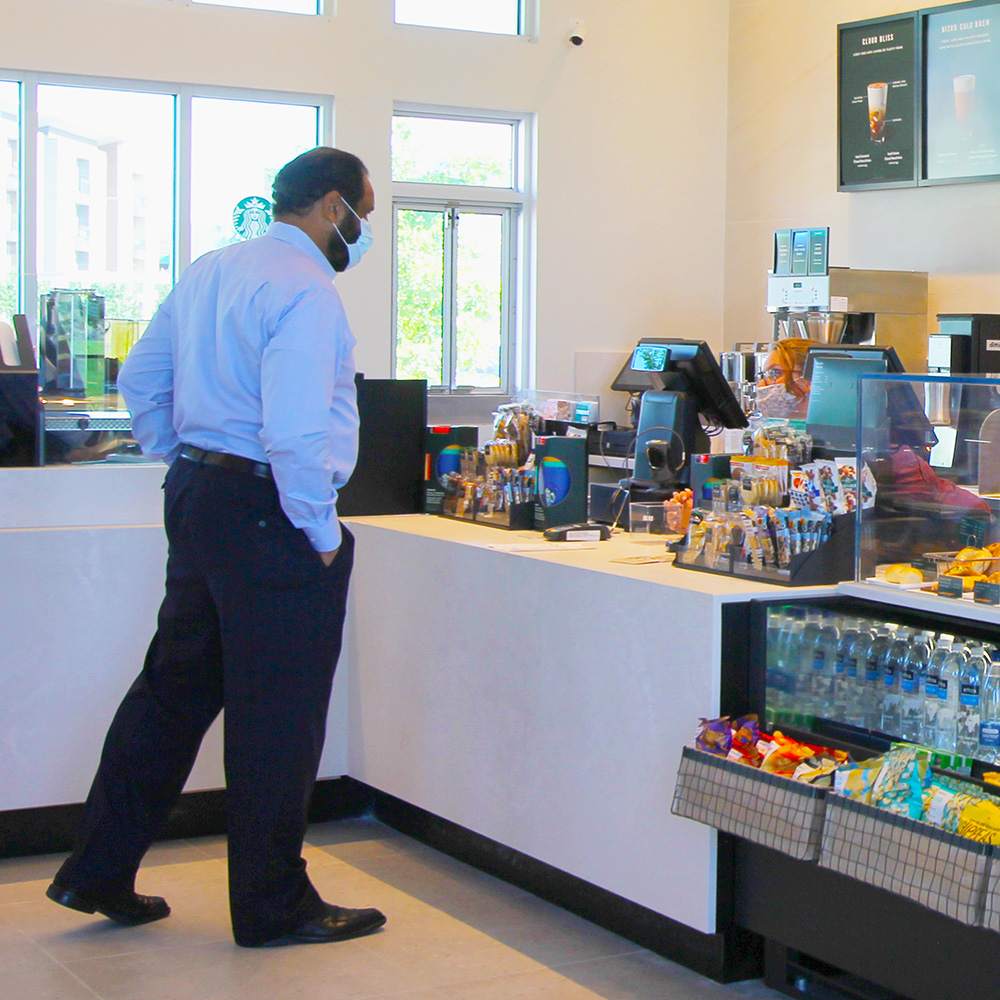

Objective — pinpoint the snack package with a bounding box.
[726,716,765,767]
[860,462,877,509]
[957,798,1000,845]
[834,757,885,803]
[835,457,859,512]
[869,746,930,819]
[815,459,847,515]
[695,717,733,755]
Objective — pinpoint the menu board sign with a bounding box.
[924,2,1000,182]
[839,15,919,189]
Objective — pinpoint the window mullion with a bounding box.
[20,74,38,338]
[175,87,192,277]
[443,206,458,391]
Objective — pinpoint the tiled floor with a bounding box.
[0,818,786,1000]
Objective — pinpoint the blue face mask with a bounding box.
[334,199,373,270]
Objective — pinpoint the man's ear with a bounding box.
[320,190,343,223]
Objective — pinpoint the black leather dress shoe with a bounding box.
[259,903,386,947]
[46,881,170,926]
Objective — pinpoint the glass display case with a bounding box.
[856,373,1000,600]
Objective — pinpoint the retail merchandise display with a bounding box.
[674,417,873,581]
[693,717,1000,847]
[765,606,1000,772]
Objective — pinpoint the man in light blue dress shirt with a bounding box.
[47,148,386,948]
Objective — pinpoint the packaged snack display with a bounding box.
[692,716,845,785]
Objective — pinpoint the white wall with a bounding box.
[725,0,1000,350]
[0,0,731,407]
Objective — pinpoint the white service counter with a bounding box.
[340,514,835,934]
[1,468,830,938]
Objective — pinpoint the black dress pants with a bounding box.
[55,456,354,946]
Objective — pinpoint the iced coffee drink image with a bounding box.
[868,82,888,143]
[954,74,975,137]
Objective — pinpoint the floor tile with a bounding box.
[0,819,785,1000]
[0,912,102,1000]
[66,933,415,1000]
[5,860,232,964]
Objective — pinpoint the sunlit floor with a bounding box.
[0,817,785,1000]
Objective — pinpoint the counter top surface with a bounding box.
[344,513,837,603]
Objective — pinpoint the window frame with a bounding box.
[393,0,537,38]
[390,105,533,398]
[3,70,332,322]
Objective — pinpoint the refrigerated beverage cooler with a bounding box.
[729,592,1000,1000]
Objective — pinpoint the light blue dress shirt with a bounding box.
[118,221,359,552]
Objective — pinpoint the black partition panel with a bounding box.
[337,376,426,517]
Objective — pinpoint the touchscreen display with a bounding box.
[630,345,669,372]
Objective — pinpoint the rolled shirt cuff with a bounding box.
[302,517,342,554]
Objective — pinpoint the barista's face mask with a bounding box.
[333,198,373,270]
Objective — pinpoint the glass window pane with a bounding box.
[36,84,176,391]
[193,0,320,13]
[0,80,19,325]
[190,97,319,262]
[455,212,502,389]
[395,208,444,385]
[395,0,518,34]
[392,116,514,186]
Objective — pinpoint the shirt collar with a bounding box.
[265,220,336,278]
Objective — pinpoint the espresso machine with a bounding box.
[766,266,929,373]
[764,228,929,373]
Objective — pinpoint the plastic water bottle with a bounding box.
[843,620,874,728]
[808,613,840,719]
[864,625,896,731]
[978,654,1000,764]
[795,611,824,721]
[769,608,805,724]
[900,631,933,743]
[881,626,912,737]
[936,641,968,753]
[957,643,988,757]
[832,618,860,722]
[923,635,953,745]
[765,609,788,725]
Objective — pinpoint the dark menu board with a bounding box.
[839,16,918,188]
[925,2,1000,181]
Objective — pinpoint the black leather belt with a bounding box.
[179,444,273,480]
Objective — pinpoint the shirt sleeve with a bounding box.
[117,296,181,464]
[259,286,359,553]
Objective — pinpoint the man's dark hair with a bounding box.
[271,147,368,217]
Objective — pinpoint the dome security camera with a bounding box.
[568,18,585,46]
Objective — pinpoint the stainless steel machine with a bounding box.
[766,266,929,373]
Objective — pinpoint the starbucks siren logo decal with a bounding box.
[233,197,272,240]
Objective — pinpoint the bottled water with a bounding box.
[881,627,912,737]
[765,609,789,725]
[923,635,953,745]
[842,620,874,728]
[808,613,840,719]
[863,625,896,731]
[978,654,1000,765]
[957,644,988,757]
[936,641,968,753]
[900,631,933,743]
[795,611,824,721]
[769,608,805,724]
[832,618,860,723]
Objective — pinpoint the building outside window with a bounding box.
[76,157,90,195]
[392,109,528,394]
[0,74,326,368]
